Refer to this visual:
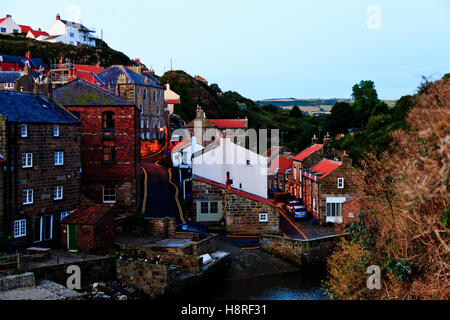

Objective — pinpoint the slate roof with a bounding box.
[305,159,341,180]
[294,144,323,162]
[53,78,134,106]
[97,66,163,88]
[194,175,276,207]
[61,204,114,225]
[60,19,93,33]
[0,54,47,69]
[0,70,44,83]
[0,90,79,124]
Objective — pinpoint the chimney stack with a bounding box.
[6,15,11,18]
[312,134,319,145]
[196,105,205,119]
[322,132,333,159]
[56,14,60,20]
[342,150,352,166]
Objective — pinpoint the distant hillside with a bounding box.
[0,33,133,67]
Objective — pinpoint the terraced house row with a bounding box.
[268,134,362,225]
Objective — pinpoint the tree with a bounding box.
[352,80,379,128]
[370,101,389,117]
[209,83,222,95]
[327,101,354,135]
[289,105,303,118]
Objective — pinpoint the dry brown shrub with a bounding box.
[326,79,449,300]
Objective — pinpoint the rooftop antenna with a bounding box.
[170,58,173,71]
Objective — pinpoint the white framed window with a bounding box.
[103,184,116,203]
[246,159,251,166]
[294,166,297,180]
[337,178,345,189]
[23,189,33,205]
[4,83,14,89]
[54,186,63,200]
[141,132,145,139]
[145,132,150,140]
[200,201,219,214]
[21,124,28,137]
[146,119,149,128]
[60,211,71,220]
[54,152,64,166]
[259,213,268,222]
[326,197,346,223]
[138,87,141,95]
[53,125,59,137]
[153,91,157,102]
[157,106,160,115]
[14,219,26,238]
[140,104,143,114]
[22,153,33,168]
[141,120,144,129]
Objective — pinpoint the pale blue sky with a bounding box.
[3,1,450,100]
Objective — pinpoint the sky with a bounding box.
[3,0,450,100]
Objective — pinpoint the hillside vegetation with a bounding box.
[0,33,133,67]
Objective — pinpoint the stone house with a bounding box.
[268,154,294,194]
[61,204,115,252]
[303,152,361,224]
[0,90,81,248]
[97,65,166,141]
[342,196,361,225]
[53,79,142,215]
[192,176,280,235]
[185,106,248,147]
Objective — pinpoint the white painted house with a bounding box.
[164,83,181,115]
[192,137,268,199]
[172,136,204,170]
[48,14,96,47]
[0,15,21,34]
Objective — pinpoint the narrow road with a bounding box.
[141,147,180,223]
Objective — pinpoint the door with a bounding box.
[68,224,77,252]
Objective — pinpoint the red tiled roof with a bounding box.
[294,144,323,161]
[194,175,276,207]
[268,155,293,174]
[165,99,180,104]
[208,119,247,129]
[28,29,49,38]
[306,159,341,180]
[19,25,32,34]
[0,18,7,24]
[74,64,103,74]
[61,203,114,225]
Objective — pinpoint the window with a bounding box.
[157,106,160,115]
[239,183,243,189]
[13,29,19,33]
[53,125,59,137]
[141,133,145,139]
[140,104,143,114]
[54,186,63,200]
[14,220,26,238]
[34,214,53,242]
[138,87,141,95]
[21,124,28,137]
[1,28,6,33]
[210,202,218,214]
[259,213,268,222]
[146,119,149,128]
[22,153,33,168]
[144,89,147,101]
[103,140,115,162]
[54,152,64,166]
[326,197,346,223]
[246,160,251,166]
[103,184,116,203]
[23,189,33,205]
[153,91,157,102]
[201,202,209,214]
[4,83,14,89]
[182,151,188,164]
[102,111,115,130]
[70,32,74,37]
[294,166,297,180]
[145,132,150,140]
[337,178,344,189]
[141,120,144,129]
[60,211,71,220]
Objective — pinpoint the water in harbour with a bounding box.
[210,270,328,300]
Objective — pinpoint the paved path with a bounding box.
[141,148,180,223]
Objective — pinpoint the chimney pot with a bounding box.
[56,14,60,20]
[6,15,11,18]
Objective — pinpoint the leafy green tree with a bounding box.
[371,101,389,117]
[210,83,222,95]
[289,105,303,118]
[327,101,354,135]
[352,80,379,128]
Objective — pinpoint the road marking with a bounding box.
[168,168,186,224]
[279,209,309,240]
[141,167,148,214]
[142,144,167,159]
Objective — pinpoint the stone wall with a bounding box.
[32,256,116,288]
[260,233,347,266]
[146,217,176,238]
[116,260,179,298]
[0,272,35,291]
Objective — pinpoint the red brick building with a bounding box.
[268,154,294,194]
[342,196,361,225]
[53,79,141,215]
[303,152,362,224]
[61,204,115,252]
[0,90,81,248]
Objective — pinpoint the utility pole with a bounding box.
[170,59,173,71]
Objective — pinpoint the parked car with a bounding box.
[288,200,300,211]
[291,205,308,219]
